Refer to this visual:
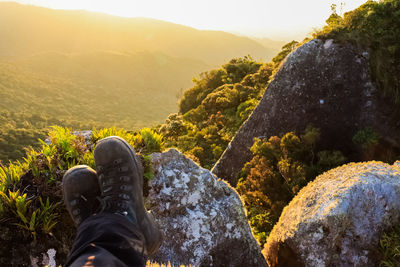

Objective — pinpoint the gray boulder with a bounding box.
[148,149,266,267]
[212,39,400,186]
[264,161,400,267]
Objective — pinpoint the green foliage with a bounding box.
[236,127,346,246]
[23,126,89,184]
[15,209,39,241]
[0,126,87,239]
[142,155,154,181]
[0,190,31,218]
[315,0,400,104]
[178,57,263,115]
[353,128,380,150]
[0,125,164,241]
[162,57,275,169]
[91,127,134,145]
[133,128,164,155]
[37,197,60,234]
[0,161,27,191]
[352,127,383,161]
[237,99,258,123]
[272,41,299,67]
[380,224,400,266]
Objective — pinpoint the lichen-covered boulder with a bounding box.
[213,39,400,186]
[264,161,400,267]
[148,149,266,266]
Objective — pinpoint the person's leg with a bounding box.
[65,213,145,267]
[63,136,162,266]
[63,165,142,267]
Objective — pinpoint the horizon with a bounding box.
[1,0,370,41]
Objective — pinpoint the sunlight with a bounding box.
[9,0,369,39]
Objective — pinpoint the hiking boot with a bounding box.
[62,165,101,226]
[94,136,162,256]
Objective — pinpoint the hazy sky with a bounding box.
[5,0,369,40]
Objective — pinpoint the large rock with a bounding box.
[148,149,266,266]
[264,161,400,267]
[212,39,400,186]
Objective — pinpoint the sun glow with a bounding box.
[4,0,369,39]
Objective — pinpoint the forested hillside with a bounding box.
[0,53,207,162]
[0,2,286,163]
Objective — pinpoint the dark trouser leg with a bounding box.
[65,213,145,267]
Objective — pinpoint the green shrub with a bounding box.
[0,161,27,191]
[161,56,276,169]
[134,128,164,154]
[353,128,380,150]
[237,127,346,246]
[92,127,135,145]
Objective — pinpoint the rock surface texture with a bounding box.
[264,161,400,267]
[212,39,400,186]
[148,149,266,266]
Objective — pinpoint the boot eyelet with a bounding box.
[119,166,128,172]
[120,176,130,182]
[119,194,130,200]
[114,159,123,165]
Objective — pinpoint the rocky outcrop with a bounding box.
[264,161,400,267]
[15,146,265,266]
[212,39,400,186]
[148,149,266,266]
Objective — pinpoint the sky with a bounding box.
[4,0,370,40]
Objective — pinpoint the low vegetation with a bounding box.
[380,224,400,267]
[0,126,163,260]
[236,127,346,245]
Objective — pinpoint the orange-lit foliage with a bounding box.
[237,127,346,245]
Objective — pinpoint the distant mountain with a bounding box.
[251,37,287,52]
[0,2,276,64]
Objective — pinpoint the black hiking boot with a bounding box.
[62,165,101,226]
[94,136,162,256]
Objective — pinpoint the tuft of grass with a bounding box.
[92,127,135,145]
[380,224,400,266]
[0,161,27,191]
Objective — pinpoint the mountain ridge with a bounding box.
[0,1,281,64]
